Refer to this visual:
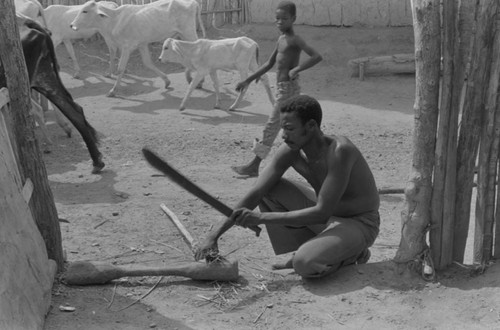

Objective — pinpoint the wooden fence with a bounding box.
[39,0,251,26]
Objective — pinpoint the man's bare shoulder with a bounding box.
[328,135,360,158]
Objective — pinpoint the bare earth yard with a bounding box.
[41,24,500,329]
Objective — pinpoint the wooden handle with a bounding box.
[63,260,239,285]
[160,203,196,249]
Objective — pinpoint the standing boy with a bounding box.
[231,1,323,177]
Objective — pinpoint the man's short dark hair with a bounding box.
[277,1,296,17]
[280,95,322,127]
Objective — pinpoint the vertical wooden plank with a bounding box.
[475,5,500,264]
[495,161,500,258]
[452,0,479,262]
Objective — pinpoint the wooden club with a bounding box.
[63,258,239,285]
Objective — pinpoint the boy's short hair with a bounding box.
[280,95,322,127]
[277,1,296,17]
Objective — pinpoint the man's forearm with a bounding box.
[206,217,235,241]
[261,207,329,226]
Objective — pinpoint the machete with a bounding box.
[142,148,261,236]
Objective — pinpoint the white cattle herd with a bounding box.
[13,0,274,111]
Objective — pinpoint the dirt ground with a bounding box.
[39,24,500,330]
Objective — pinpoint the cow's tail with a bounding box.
[196,3,206,38]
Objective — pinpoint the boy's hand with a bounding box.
[288,67,300,80]
[236,80,250,92]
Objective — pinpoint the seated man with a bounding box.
[195,95,380,278]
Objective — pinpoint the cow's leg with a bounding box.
[179,72,206,111]
[62,39,81,79]
[138,45,171,89]
[108,48,133,97]
[54,108,73,138]
[36,86,104,173]
[229,69,250,111]
[185,68,203,89]
[30,97,53,145]
[208,70,221,109]
[103,37,118,77]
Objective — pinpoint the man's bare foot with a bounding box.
[272,258,293,270]
[231,164,259,177]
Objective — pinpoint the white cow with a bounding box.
[14,0,47,27]
[159,37,275,111]
[70,0,206,97]
[44,2,119,79]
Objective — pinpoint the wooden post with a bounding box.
[474,6,500,264]
[451,0,478,263]
[454,0,496,265]
[394,0,441,267]
[430,0,464,269]
[0,0,64,270]
[495,161,500,259]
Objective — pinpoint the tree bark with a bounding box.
[0,0,64,270]
[394,0,440,267]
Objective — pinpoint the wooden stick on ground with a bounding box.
[160,203,196,250]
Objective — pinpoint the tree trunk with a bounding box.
[394,0,440,268]
[0,0,64,270]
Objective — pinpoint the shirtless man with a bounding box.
[231,1,322,177]
[195,95,381,278]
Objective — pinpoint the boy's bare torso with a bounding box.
[275,33,302,82]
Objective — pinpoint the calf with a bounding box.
[1,17,105,173]
[70,0,205,97]
[159,37,275,111]
[44,2,119,79]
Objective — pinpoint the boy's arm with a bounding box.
[289,36,323,79]
[236,47,278,91]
